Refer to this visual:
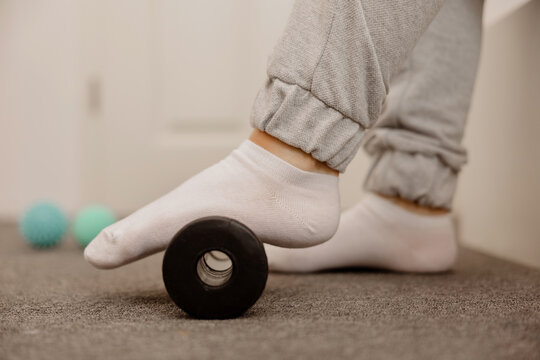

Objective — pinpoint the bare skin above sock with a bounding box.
[265,193,457,273]
[84,140,340,269]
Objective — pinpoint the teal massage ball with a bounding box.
[19,202,68,248]
[73,205,117,247]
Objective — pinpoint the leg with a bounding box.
[363,0,484,209]
[251,0,446,172]
[266,0,484,273]
[85,0,447,269]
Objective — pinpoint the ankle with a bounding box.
[376,193,449,216]
[249,129,338,177]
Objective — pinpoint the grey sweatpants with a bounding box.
[251,0,484,209]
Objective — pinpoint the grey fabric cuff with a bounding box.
[364,150,458,210]
[250,77,364,172]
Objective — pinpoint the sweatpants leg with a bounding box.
[251,0,446,172]
[363,0,484,209]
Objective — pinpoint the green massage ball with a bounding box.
[20,202,68,248]
[73,205,117,247]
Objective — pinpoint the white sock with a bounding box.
[84,140,340,269]
[265,193,457,273]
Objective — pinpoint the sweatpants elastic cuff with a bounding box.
[250,78,364,172]
[364,150,458,210]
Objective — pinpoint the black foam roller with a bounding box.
[162,216,268,319]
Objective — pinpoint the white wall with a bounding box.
[0,1,82,218]
[454,0,540,268]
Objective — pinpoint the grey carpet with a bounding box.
[1,223,539,360]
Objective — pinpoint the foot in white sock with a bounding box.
[265,193,457,273]
[84,140,340,269]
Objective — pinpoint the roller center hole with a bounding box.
[196,250,233,287]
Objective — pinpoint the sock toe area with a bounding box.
[84,229,126,269]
